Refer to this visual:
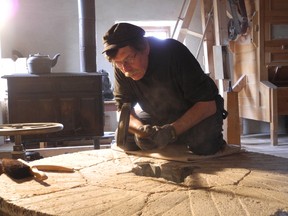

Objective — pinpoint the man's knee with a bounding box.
[187,137,226,155]
[182,112,226,155]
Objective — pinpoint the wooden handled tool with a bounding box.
[1,158,74,181]
[128,127,150,138]
[17,159,48,181]
[31,164,74,173]
[1,158,47,181]
[116,103,150,147]
[17,159,74,173]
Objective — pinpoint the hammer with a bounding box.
[116,103,149,147]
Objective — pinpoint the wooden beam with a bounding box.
[177,0,198,42]
[200,0,215,76]
[180,28,203,38]
[232,74,247,92]
[213,0,229,45]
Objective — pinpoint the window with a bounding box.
[144,26,171,39]
[0,0,20,100]
[116,20,176,40]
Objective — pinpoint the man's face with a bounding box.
[112,46,148,81]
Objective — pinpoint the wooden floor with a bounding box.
[241,133,288,158]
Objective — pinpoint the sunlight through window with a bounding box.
[116,20,176,40]
[0,0,18,30]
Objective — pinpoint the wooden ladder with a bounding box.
[172,0,198,43]
[172,0,214,60]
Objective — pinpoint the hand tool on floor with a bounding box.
[30,164,74,173]
[0,158,74,181]
[17,159,48,180]
[18,159,74,173]
[1,158,47,180]
[116,103,149,146]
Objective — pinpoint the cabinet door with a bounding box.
[56,75,104,137]
[78,96,103,135]
[9,95,57,123]
[264,0,288,71]
[58,94,103,137]
[262,0,288,85]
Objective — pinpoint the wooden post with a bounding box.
[223,75,246,145]
[200,0,215,76]
[270,87,278,146]
[223,90,241,145]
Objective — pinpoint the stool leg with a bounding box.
[93,137,100,149]
[11,135,26,160]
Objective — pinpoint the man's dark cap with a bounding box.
[102,23,145,54]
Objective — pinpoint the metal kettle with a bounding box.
[27,53,60,74]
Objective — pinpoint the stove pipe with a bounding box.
[78,0,96,72]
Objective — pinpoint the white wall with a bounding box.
[1,0,79,72]
[0,0,203,84]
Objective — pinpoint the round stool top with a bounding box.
[0,123,63,136]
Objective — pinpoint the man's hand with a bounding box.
[134,124,177,150]
[134,125,158,150]
[152,124,177,149]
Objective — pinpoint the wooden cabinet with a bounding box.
[234,0,288,145]
[259,0,288,145]
[2,73,104,146]
[263,0,288,65]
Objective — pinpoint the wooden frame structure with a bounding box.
[179,0,288,145]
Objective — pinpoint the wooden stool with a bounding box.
[0,123,63,159]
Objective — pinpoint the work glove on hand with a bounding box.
[134,124,177,150]
[152,124,177,149]
[134,125,158,150]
